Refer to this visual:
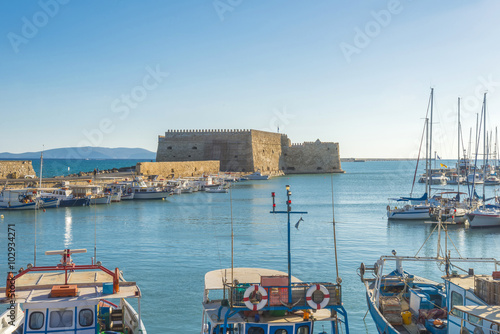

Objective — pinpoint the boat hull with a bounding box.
[467,212,500,227]
[133,191,170,200]
[59,198,90,207]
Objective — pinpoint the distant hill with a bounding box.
[0,147,156,160]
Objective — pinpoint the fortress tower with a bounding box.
[156,129,342,174]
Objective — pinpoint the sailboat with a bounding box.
[387,89,436,220]
[359,218,500,333]
[201,185,349,334]
[467,93,500,227]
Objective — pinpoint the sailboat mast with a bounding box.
[483,93,487,201]
[39,149,44,188]
[457,98,461,195]
[429,88,434,196]
[425,118,429,197]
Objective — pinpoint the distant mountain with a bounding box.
[0,147,156,160]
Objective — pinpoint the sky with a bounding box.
[1,0,500,158]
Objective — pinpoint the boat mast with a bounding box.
[483,93,487,201]
[457,98,461,195]
[428,88,434,197]
[425,117,430,197]
[271,186,307,304]
[39,147,44,188]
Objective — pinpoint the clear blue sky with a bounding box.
[1,0,499,158]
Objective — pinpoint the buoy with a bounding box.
[43,209,46,212]
[0,215,4,219]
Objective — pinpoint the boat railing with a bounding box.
[228,282,342,310]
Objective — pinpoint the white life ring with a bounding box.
[243,285,268,311]
[306,284,330,310]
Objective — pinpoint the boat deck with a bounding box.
[0,270,140,304]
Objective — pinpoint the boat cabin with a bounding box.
[201,268,347,334]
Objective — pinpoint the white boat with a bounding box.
[387,203,432,220]
[485,174,500,185]
[0,248,147,333]
[359,218,500,334]
[0,189,39,210]
[90,194,112,205]
[40,187,90,207]
[205,185,228,193]
[467,207,500,227]
[244,170,270,180]
[128,177,170,200]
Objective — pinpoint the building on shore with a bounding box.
[156,129,343,174]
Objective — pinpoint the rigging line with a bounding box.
[331,173,339,281]
[470,101,485,205]
[411,118,428,196]
[446,229,464,259]
[414,223,439,257]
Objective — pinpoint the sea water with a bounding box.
[1,160,499,333]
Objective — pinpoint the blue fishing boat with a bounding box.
[201,185,349,334]
[359,220,500,333]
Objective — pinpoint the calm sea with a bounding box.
[1,160,499,333]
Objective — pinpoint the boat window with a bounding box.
[297,325,309,334]
[274,330,288,334]
[468,313,482,326]
[79,309,93,327]
[450,292,463,317]
[248,328,265,334]
[49,310,73,328]
[29,311,44,330]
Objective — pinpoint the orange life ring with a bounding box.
[127,188,132,194]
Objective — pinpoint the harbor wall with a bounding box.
[0,160,36,179]
[156,129,343,174]
[136,161,220,178]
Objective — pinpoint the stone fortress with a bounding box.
[156,129,343,174]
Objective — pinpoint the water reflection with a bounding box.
[64,208,72,248]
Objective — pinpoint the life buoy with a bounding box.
[127,188,132,194]
[306,284,330,310]
[386,205,390,211]
[243,285,268,311]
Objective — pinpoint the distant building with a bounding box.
[156,129,343,174]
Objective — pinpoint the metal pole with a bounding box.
[286,185,292,303]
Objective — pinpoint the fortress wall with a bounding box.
[0,161,36,179]
[250,130,283,173]
[156,129,254,172]
[282,141,343,174]
[136,161,220,178]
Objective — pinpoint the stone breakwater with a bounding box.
[0,161,36,179]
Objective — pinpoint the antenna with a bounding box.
[270,185,307,305]
[331,173,340,283]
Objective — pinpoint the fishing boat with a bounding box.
[204,184,228,193]
[0,248,146,333]
[201,185,349,334]
[40,187,90,207]
[244,170,270,180]
[126,177,170,200]
[359,218,500,334]
[0,189,39,210]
